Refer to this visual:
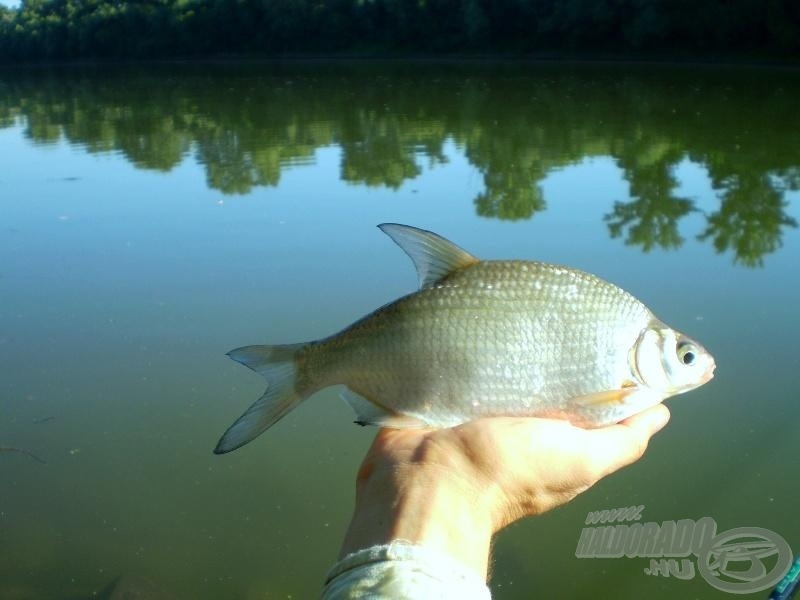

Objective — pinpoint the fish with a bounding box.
[214,223,715,454]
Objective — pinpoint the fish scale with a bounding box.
[301,260,653,426]
[215,224,714,454]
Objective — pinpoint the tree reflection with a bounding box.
[338,103,448,188]
[466,126,550,221]
[0,64,797,267]
[606,148,694,251]
[340,123,422,189]
[474,177,546,221]
[699,174,798,267]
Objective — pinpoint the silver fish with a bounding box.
[215,224,715,453]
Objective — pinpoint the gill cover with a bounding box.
[631,323,715,395]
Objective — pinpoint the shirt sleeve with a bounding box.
[321,539,492,600]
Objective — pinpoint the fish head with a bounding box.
[630,323,715,396]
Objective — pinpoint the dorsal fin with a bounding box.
[378,223,479,289]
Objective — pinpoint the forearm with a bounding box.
[323,462,494,599]
[338,449,496,580]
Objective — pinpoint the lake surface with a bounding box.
[1,61,798,599]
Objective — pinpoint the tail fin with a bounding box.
[215,343,308,454]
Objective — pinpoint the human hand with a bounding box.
[338,405,671,579]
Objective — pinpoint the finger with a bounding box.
[619,404,671,434]
[583,405,671,478]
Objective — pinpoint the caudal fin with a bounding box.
[214,343,307,454]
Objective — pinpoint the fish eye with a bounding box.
[677,342,697,366]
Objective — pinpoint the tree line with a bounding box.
[1,63,797,266]
[1,0,800,61]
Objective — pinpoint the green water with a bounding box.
[0,62,798,599]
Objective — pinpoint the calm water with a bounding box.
[1,62,798,599]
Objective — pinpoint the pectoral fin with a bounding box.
[567,386,666,427]
[569,388,639,409]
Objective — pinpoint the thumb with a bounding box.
[584,405,671,479]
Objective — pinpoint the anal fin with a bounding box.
[340,387,428,429]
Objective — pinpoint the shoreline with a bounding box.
[2,52,800,71]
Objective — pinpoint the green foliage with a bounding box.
[0,64,797,267]
[606,146,695,252]
[699,174,798,267]
[1,0,800,60]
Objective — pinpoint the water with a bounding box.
[0,62,798,599]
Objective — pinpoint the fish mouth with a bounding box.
[702,358,716,383]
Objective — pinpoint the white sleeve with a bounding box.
[321,539,492,600]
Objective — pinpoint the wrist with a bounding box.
[339,444,496,579]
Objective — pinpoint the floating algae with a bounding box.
[0,446,46,464]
